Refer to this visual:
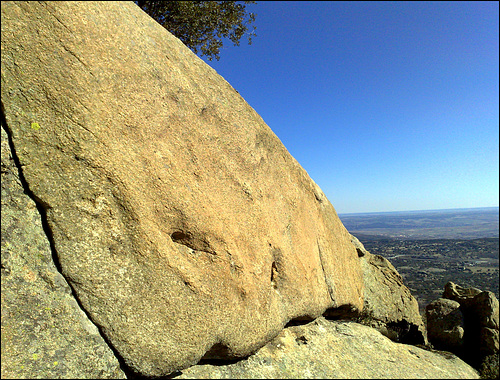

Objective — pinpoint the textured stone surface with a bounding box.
[1,127,126,379]
[426,298,465,353]
[1,2,364,376]
[177,318,479,379]
[356,236,426,344]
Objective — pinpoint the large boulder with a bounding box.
[350,234,426,344]
[1,127,126,379]
[1,2,364,377]
[177,317,479,379]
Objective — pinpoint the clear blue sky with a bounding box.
[200,1,499,214]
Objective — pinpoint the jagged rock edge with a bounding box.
[0,103,138,379]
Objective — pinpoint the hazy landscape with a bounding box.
[340,207,499,240]
[339,207,499,312]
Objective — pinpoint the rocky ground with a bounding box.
[177,317,479,379]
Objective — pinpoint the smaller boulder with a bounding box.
[443,281,482,304]
[472,291,499,330]
[426,298,465,353]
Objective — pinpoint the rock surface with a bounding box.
[1,127,126,379]
[177,317,479,379]
[1,2,364,377]
[354,235,426,344]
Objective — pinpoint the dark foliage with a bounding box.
[135,1,257,61]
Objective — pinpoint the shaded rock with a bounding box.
[472,291,499,330]
[1,127,126,379]
[442,283,499,354]
[431,282,500,378]
[1,2,364,377]
[353,235,426,344]
[426,298,465,353]
[176,317,479,379]
[480,327,499,357]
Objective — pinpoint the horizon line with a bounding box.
[338,206,499,216]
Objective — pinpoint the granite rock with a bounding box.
[1,2,364,376]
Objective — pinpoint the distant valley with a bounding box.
[339,207,499,240]
[339,207,499,313]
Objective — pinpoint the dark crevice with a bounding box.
[163,371,183,379]
[197,357,243,366]
[0,103,137,379]
[314,191,323,203]
[386,320,426,345]
[201,342,235,360]
[170,230,215,255]
[270,261,278,288]
[284,315,316,328]
[323,304,360,321]
[269,246,283,289]
[192,343,249,374]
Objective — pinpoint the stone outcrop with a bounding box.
[1,127,126,379]
[177,317,479,379]
[350,234,427,344]
[443,282,482,304]
[427,282,499,378]
[1,2,364,377]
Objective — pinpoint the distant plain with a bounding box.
[339,207,499,311]
[339,207,499,240]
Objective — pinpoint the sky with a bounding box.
[200,1,499,214]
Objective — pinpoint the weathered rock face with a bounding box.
[1,127,126,379]
[1,1,364,377]
[426,298,465,353]
[351,234,426,344]
[177,317,479,379]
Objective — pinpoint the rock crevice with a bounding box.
[1,111,127,378]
